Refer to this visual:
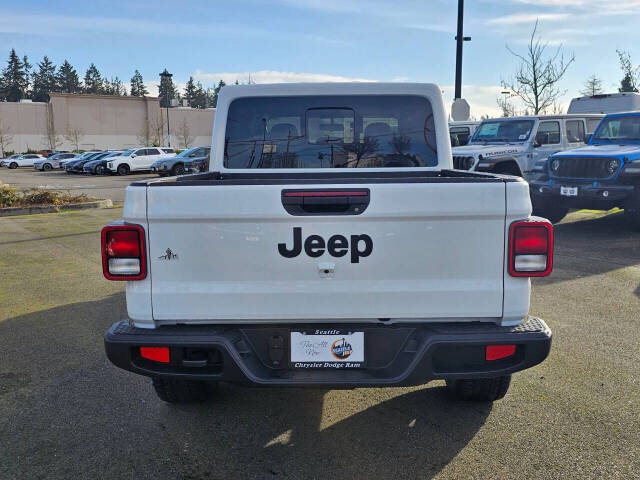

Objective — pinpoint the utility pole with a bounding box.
[454,0,471,99]
[452,0,471,121]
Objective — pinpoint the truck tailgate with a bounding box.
[145,180,506,323]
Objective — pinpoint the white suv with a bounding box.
[3,154,45,168]
[107,147,175,175]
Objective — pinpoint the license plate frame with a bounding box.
[560,186,578,197]
[290,330,365,369]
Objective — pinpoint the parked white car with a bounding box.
[107,147,175,175]
[452,114,604,180]
[449,121,480,147]
[0,154,21,167]
[2,154,45,168]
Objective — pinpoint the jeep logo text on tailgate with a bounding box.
[278,227,373,263]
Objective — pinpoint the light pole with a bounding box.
[454,0,471,100]
[159,69,172,147]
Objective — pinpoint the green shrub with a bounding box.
[2,150,15,157]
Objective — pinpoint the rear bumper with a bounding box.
[105,316,552,387]
[531,180,633,209]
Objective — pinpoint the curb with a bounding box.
[0,199,113,217]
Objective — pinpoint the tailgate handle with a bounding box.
[281,189,370,216]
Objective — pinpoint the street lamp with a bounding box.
[159,69,172,147]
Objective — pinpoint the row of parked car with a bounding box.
[0,146,211,176]
[450,109,640,226]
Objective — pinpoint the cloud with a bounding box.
[193,70,376,84]
[487,13,569,25]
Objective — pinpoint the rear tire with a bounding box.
[9,162,18,169]
[43,163,52,171]
[446,375,511,402]
[96,165,106,175]
[117,164,130,176]
[171,164,185,176]
[152,377,212,404]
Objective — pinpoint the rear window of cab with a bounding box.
[224,95,438,169]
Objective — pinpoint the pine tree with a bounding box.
[56,60,82,93]
[22,55,32,97]
[83,63,103,94]
[580,74,604,97]
[158,69,177,107]
[1,49,28,102]
[130,70,148,97]
[103,76,125,96]
[184,76,196,107]
[190,81,207,108]
[32,56,57,102]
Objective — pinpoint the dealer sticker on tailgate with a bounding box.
[291,330,364,368]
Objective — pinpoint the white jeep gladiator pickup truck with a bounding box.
[102,83,553,404]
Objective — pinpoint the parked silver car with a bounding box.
[34,153,79,171]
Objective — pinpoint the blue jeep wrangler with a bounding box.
[530,112,640,226]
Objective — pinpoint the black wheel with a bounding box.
[117,163,130,175]
[446,375,511,402]
[43,163,52,171]
[9,162,18,169]
[96,165,106,175]
[171,164,185,176]
[151,377,212,404]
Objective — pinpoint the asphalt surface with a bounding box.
[0,207,639,479]
[0,167,155,203]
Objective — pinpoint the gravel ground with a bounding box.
[0,208,638,479]
[0,167,155,203]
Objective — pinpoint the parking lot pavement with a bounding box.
[0,208,638,479]
[0,168,155,203]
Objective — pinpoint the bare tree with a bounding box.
[137,120,152,146]
[0,121,13,157]
[502,20,575,114]
[497,96,517,117]
[45,104,63,151]
[580,74,604,96]
[64,128,84,152]
[150,115,166,147]
[617,50,639,93]
[177,118,194,149]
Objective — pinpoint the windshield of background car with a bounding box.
[224,95,438,169]
[119,149,135,156]
[470,120,535,143]
[175,148,197,158]
[593,115,640,141]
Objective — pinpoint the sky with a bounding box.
[1,0,640,118]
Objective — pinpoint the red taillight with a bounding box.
[486,344,516,361]
[105,230,140,257]
[101,224,146,281]
[140,346,170,363]
[508,221,553,277]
